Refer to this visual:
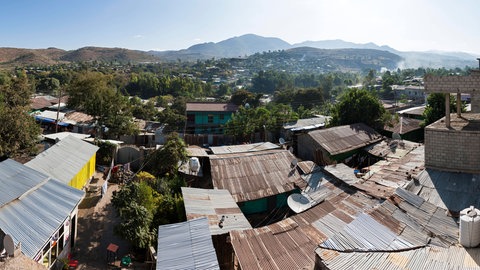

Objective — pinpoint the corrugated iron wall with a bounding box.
[68,153,96,189]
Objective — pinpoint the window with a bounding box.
[219,114,225,121]
[208,114,214,123]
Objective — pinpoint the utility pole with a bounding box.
[55,87,62,133]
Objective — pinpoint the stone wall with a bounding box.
[425,127,480,173]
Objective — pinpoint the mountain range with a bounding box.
[1,34,478,70]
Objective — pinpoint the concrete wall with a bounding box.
[424,71,480,113]
[425,127,480,173]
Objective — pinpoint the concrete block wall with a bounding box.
[424,71,480,113]
[425,127,480,173]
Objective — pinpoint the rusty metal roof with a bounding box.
[209,142,280,155]
[210,150,305,202]
[186,102,238,112]
[383,117,423,135]
[315,245,480,270]
[181,187,252,235]
[364,139,422,160]
[186,146,209,157]
[307,123,383,156]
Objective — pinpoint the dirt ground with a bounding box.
[73,172,153,270]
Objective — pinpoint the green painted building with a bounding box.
[185,102,238,134]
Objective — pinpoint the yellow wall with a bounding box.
[68,153,97,189]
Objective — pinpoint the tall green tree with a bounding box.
[0,73,41,157]
[146,133,188,177]
[67,71,137,138]
[329,88,387,129]
[422,93,460,127]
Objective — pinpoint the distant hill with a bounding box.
[152,34,291,60]
[0,46,160,68]
[1,34,478,70]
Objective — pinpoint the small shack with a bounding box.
[26,135,99,189]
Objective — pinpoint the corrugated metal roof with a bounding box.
[0,159,49,208]
[364,139,422,160]
[26,135,98,186]
[383,117,423,135]
[43,132,90,141]
[315,245,480,270]
[283,116,329,131]
[209,142,280,155]
[156,217,220,270]
[307,123,383,156]
[408,168,480,213]
[186,102,238,112]
[0,160,84,259]
[32,110,66,121]
[181,187,252,235]
[187,146,209,157]
[209,150,305,202]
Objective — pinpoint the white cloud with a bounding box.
[133,35,144,39]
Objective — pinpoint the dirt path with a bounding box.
[73,174,137,269]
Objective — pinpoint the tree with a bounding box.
[422,93,460,127]
[67,71,137,138]
[146,133,188,177]
[0,73,41,157]
[329,88,387,129]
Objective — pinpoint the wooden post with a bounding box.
[445,93,450,128]
[457,92,462,117]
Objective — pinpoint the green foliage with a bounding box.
[152,193,185,229]
[67,71,137,138]
[0,74,41,157]
[250,70,293,93]
[274,87,324,110]
[230,89,260,107]
[421,93,462,127]
[329,88,386,129]
[225,103,297,142]
[95,140,116,165]
[145,133,188,177]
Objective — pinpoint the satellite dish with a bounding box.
[4,234,14,256]
[288,146,294,154]
[287,193,311,213]
[392,133,401,140]
[279,137,285,145]
[291,158,298,168]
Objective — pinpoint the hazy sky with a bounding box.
[1,0,479,54]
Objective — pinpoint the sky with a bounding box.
[1,0,479,54]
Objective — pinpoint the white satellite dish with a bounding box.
[392,132,401,140]
[288,146,294,154]
[3,234,14,256]
[287,193,311,213]
[279,137,286,145]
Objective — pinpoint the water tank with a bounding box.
[189,157,200,173]
[459,206,480,247]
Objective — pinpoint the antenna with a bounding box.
[4,234,14,256]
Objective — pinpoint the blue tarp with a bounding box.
[34,116,69,126]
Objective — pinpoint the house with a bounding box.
[424,70,480,173]
[0,159,84,269]
[209,149,306,215]
[382,116,424,142]
[282,116,330,154]
[297,123,383,165]
[392,85,426,103]
[156,217,220,270]
[26,135,99,189]
[182,187,252,269]
[185,102,238,135]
